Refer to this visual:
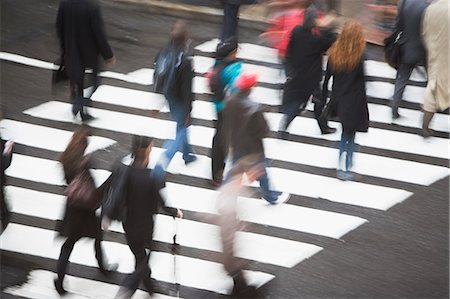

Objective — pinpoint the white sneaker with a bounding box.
[269,192,290,205]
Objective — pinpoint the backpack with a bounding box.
[101,163,129,221]
[207,61,232,101]
[153,46,183,94]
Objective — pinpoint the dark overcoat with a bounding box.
[282,26,335,112]
[56,0,113,83]
[323,59,369,133]
[396,0,429,66]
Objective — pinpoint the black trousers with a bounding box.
[70,68,99,117]
[221,4,240,41]
[211,111,226,181]
[56,229,105,282]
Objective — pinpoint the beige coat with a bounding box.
[421,0,450,112]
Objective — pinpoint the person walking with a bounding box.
[223,73,290,204]
[102,135,183,298]
[221,0,256,41]
[322,21,369,181]
[390,0,430,119]
[420,0,449,138]
[1,137,14,232]
[55,125,116,295]
[208,36,243,186]
[153,20,196,178]
[278,8,337,139]
[56,0,116,121]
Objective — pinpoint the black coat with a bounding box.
[56,0,113,82]
[123,167,177,244]
[58,158,101,238]
[222,92,269,160]
[283,26,336,107]
[224,0,256,4]
[322,59,369,133]
[396,0,429,66]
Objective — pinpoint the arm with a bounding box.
[90,2,114,61]
[179,57,194,117]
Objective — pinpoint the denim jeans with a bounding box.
[338,129,356,172]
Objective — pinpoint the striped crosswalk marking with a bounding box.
[0,43,448,298]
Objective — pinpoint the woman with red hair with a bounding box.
[322,21,369,181]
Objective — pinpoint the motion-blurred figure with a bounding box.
[223,73,290,204]
[221,0,256,41]
[207,37,243,186]
[103,136,183,298]
[322,21,369,181]
[390,0,429,119]
[56,0,116,121]
[420,0,449,138]
[55,125,116,295]
[0,137,14,232]
[154,20,196,178]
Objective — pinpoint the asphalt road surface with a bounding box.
[0,0,448,298]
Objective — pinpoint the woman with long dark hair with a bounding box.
[108,135,183,297]
[55,125,115,295]
[322,21,369,181]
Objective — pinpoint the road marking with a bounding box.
[366,81,425,104]
[0,224,274,294]
[0,119,116,153]
[4,269,177,299]
[25,101,450,160]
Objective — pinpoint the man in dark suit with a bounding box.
[56,0,116,121]
[391,0,429,119]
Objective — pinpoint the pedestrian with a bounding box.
[390,0,430,119]
[278,7,337,139]
[102,135,183,298]
[207,36,243,186]
[56,0,116,121]
[223,73,290,204]
[55,125,116,295]
[322,21,369,181]
[420,0,449,138]
[217,156,262,297]
[221,0,256,41]
[153,20,196,178]
[1,136,14,232]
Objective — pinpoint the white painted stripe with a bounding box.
[0,119,116,153]
[0,52,57,70]
[5,154,110,187]
[0,224,274,294]
[193,55,285,84]
[4,269,175,299]
[162,182,367,239]
[366,81,425,104]
[364,60,427,82]
[6,186,322,268]
[92,84,450,133]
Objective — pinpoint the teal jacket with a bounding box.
[212,61,242,112]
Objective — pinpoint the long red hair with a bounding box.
[328,21,366,72]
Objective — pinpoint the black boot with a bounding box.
[54,278,67,295]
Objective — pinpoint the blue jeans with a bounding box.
[338,129,356,172]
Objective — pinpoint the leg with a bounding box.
[212,112,226,183]
[337,128,348,177]
[422,110,435,138]
[345,131,356,172]
[258,165,280,204]
[55,234,80,294]
[221,4,240,41]
[392,64,414,117]
[121,234,151,296]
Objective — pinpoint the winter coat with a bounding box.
[421,0,449,112]
[58,157,101,238]
[222,91,270,160]
[56,0,114,83]
[224,0,256,5]
[322,59,369,133]
[283,26,335,107]
[396,0,429,66]
[122,167,177,244]
[210,60,242,112]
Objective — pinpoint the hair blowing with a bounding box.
[327,21,366,73]
[59,125,91,174]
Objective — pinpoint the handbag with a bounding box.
[65,170,101,210]
[384,0,406,69]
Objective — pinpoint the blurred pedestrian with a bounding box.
[56,0,116,122]
[221,0,256,41]
[102,135,183,298]
[390,0,429,119]
[1,136,14,232]
[322,21,369,181]
[223,73,290,204]
[420,0,449,138]
[278,8,337,139]
[207,36,243,186]
[153,20,196,178]
[217,156,263,297]
[55,125,116,295]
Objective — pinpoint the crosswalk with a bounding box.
[0,38,449,298]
